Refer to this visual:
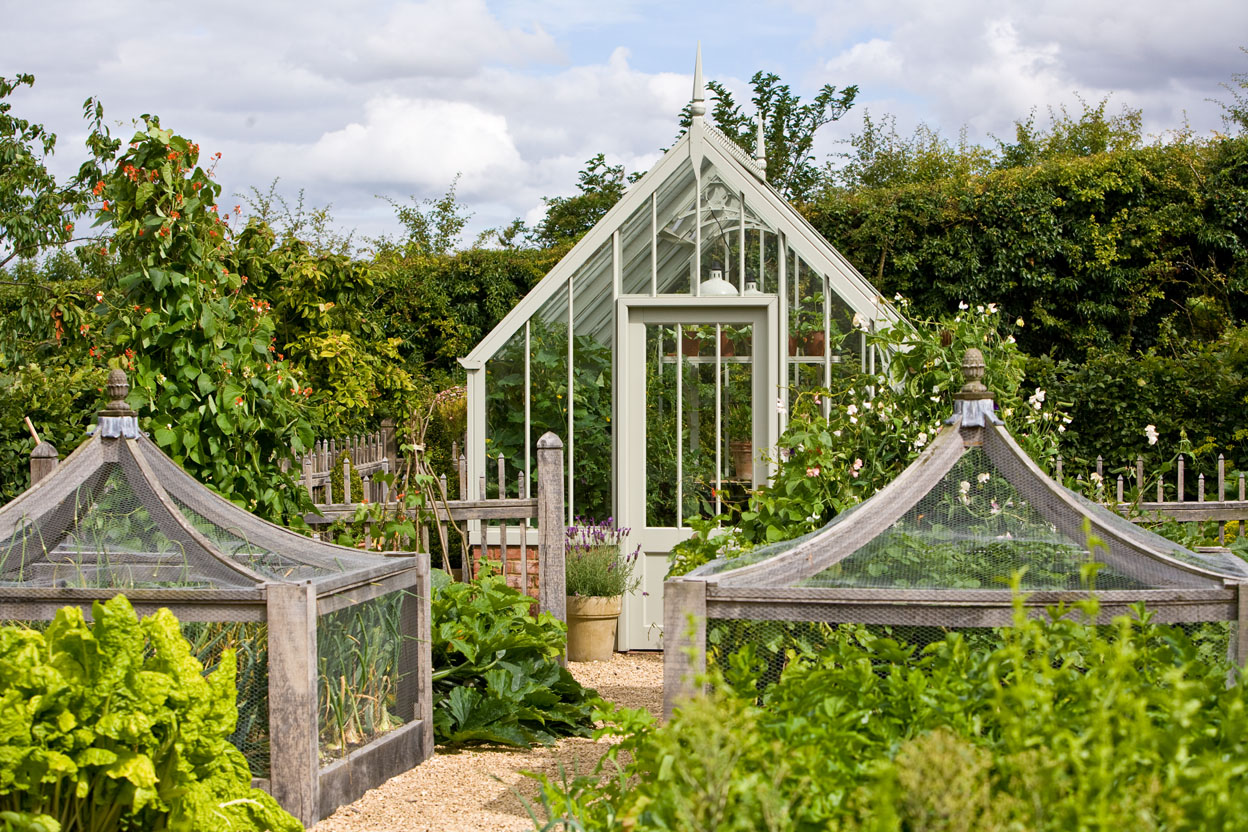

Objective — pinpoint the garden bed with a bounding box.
[313,652,662,832]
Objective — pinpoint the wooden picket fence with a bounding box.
[302,431,567,623]
[295,419,399,505]
[1057,453,1248,544]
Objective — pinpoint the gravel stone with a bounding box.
[312,651,662,832]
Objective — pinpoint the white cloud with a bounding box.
[270,95,525,193]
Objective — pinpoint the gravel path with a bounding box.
[313,652,662,832]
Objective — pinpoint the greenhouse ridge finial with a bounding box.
[690,43,706,119]
[97,368,140,439]
[754,115,767,174]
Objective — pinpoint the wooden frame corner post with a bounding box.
[537,432,566,627]
[663,577,707,719]
[266,581,320,827]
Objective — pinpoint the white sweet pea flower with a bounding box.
[1016,317,1025,327]
[846,404,858,416]
[958,301,969,310]
[977,472,990,484]
[1145,424,1159,445]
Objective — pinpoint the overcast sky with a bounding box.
[4,0,1246,246]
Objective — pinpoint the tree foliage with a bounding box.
[688,71,858,203]
[528,154,640,248]
[0,75,115,268]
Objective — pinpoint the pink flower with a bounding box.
[806,466,821,477]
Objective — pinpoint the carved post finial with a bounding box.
[690,42,706,119]
[101,368,135,417]
[957,348,988,398]
[945,347,1000,428]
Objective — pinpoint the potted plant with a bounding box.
[726,395,754,481]
[789,293,826,356]
[564,519,641,661]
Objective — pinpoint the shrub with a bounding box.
[0,596,299,832]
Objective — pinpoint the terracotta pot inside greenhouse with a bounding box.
[729,439,753,481]
[566,595,622,662]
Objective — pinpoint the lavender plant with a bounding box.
[564,518,641,598]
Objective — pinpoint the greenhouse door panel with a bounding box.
[615,298,777,650]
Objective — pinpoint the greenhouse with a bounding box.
[0,370,433,827]
[663,349,1248,715]
[460,50,901,649]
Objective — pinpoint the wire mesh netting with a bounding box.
[317,589,414,764]
[706,617,1237,695]
[803,448,1156,591]
[0,464,211,588]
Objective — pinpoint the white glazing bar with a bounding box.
[738,192,746,293]
[567,277,574,525]
[823,276,832,420]
[715,323,722,516]
[650,192,657,296]
[694,185,701,296]
[612,229,621,299]
[778,238,788,434]
[792,258,800,392]
[759,229,765,293]
[676,323,684,527]
[524,320,532,498]
[861,331,868,373]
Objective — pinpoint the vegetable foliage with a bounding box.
[0,596,299,832]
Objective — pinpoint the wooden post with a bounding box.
[1055,455,1063,482]
[663,577,707,719]
[1235,583,1248,675]
[380,418,397,465]
[1178,455,1185,503]
[536,433,565,626]
[343,458,352,504]
[266,581,320,827]
[29,442,58,486]
[1136,455,1145,501]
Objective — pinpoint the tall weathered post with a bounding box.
[536,432,566,627]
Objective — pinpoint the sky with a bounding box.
[3,0,1246,247]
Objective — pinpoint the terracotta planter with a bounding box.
[566,595,622,662]
[729,440,754,482]
[788,331,826,356]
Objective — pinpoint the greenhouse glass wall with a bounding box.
[461,55,901,648]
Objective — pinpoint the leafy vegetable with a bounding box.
[430,568,597,747]
[0,596,300,832]
[531,588,1248,830]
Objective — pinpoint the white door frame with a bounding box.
[614,296,778,650]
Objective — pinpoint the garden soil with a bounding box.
[313,651,663,832]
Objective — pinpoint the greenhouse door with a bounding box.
[615,298,778,650]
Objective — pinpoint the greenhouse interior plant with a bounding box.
[564,519,641,661]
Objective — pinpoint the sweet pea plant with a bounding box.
[669,299,1071,576]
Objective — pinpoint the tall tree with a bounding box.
[681,71,858,203]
